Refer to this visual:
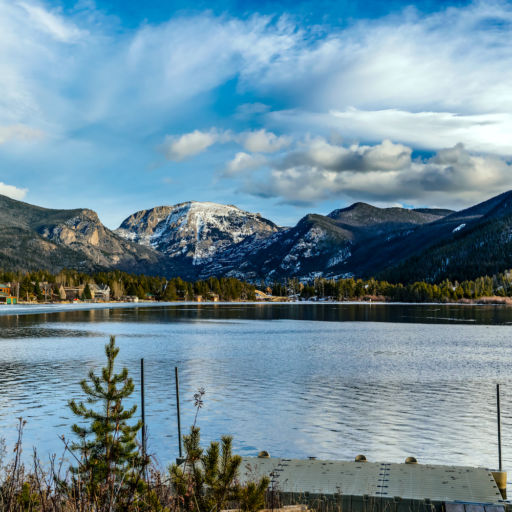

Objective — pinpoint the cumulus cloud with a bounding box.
[236,139,512,208]
[241,129,291,153]
[224,152,267,176]
[278,138,412,172]
[0,182,28,200]
[161,128,288,160]
[161,129,230,161]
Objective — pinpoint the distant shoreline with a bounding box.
[0,299,508,317]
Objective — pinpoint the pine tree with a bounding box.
[68,336,146,508]
[81,283,92,300]
[170,426,269,512]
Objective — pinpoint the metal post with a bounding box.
[141,358,146,460]
[497,383,502,471]
[175,366,183,459]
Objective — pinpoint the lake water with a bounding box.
[1,302,512,473]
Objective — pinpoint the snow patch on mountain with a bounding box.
[327,247,352,268]
[116,201,280,266]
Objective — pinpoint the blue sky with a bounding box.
[1,0,511,228]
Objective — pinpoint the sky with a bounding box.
[1,0,512,228]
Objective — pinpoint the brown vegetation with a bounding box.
[0,338,269,512]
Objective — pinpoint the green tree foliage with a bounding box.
[170,426,269,512]
[68,336,146,509]
[5,265,512,304]
[0,268,257,303]
[287,271,512,302]
[81,283,92,300]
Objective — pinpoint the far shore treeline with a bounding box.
[2,268,512,303]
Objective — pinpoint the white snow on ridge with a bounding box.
[116,201,279,265]
[452,223,466,233]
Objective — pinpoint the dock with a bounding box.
[237,457,509,512]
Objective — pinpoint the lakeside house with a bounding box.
[58,283,111,302]
[59,284,85,301]
[0,283,17,304]
[90,283,110,302]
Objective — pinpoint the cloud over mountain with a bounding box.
[1,0,512,225]
[232,139,512,208]
[0,182,28,200]
[161,128,290,161]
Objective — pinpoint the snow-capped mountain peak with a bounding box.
[116,201,279,265]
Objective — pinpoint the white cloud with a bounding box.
[269,108,512,157]
[2,0,512,156]
[331,109,512,157]
[161,129,226,161]
[224,152,266,176]
[238,138,512,208]
[241,129,291,153]
[280,137,412,172]
[0,182,28,200]
[161,128,289,160]
[248,2,512,116]
[1,0,512,210]
[18,1,87,43]
[0,124,44,144]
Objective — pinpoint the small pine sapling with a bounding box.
[170,389,269,512]
[68,335,147,508]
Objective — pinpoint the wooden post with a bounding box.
[497,383,502,471]
[141,358,146,460]
[175,366,183,459]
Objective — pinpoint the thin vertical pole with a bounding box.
[141,358,146,460]
[497,383,502,471]
[175,366,183,459]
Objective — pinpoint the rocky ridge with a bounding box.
[3,191,512,284]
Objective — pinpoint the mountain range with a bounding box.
[2,191,512,283]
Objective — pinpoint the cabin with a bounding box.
[90,284,110,302]
[0,283,17,304]
[60,284,85,301]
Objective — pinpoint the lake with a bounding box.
[0,302,511,473]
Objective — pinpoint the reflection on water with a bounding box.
[0,303,511,472]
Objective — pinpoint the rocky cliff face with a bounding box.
[115,200,454,281]
[0,195,167,274]
[36,208,165,270]
[197,204,452,281]
[6,190,512,284]
[116,201,280,266]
